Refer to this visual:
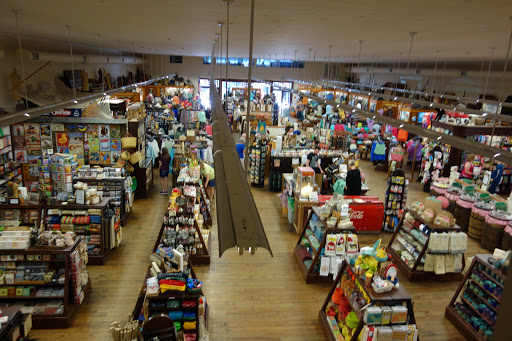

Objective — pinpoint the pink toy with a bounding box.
[437,196,449,209]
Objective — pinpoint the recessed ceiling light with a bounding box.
[24,113,30,117]
[399,124,404,128]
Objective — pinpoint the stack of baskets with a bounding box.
[482,203,512,251]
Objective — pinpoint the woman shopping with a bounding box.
[200,161,215,202]
[460,154,476,179]
[159,147,172,194]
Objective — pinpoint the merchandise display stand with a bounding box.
[131,210,208,340]
[197,186,212,226]
[128,118,153,199]
[43,198,113,265]
[319,260,418,341]
[293,195,319,234]
[387,210,465,281]
[0,238,91,329]
[0,202,43,227]
[445,254,505,340]
[382,169,407,232]
[250,144,267,188]
[294,207,356,284]
[72,176,132,225]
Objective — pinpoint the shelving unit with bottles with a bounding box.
[445,254,505,341]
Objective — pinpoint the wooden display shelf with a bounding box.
[387,208,465,281]
[319,260,418,341]
[0,240,91,329]
[294,207,356,284]
[445,254,505,341]
[43,198,113,265]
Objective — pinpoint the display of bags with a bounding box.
[121,133,137,149]
[129,151,142,164]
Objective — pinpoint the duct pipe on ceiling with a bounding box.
[19,49,141,64]
[349,66,512,79]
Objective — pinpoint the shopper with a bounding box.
[159,147,172,194]
[460,153,476,179]
[200,161,215,202]
[306,146,323,189]
[236,137,246,169]
[488,161,504,194]
[345,160,362,195]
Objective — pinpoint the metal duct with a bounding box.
[209,76,272,257]
[20,49,140,64]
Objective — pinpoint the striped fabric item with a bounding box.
[87,209,102,215]
[47,224,61,231]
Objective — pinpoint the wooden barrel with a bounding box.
[454,196,475,232]
[502,222,512,251]
[445,191,461,215]
[468,205,492,241]
[482,212,512,251]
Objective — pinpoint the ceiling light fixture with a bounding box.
[73,100,78,104]
[437,136,442,140]
[399,124,404,128]
[24,113,30,117]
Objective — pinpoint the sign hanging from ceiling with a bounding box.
[45,108,82,117]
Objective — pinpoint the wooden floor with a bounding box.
[31,161,486,341]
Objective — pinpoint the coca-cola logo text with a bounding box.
[349,209,364,219]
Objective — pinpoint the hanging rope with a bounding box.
[65,25,77,98]
[405,32,417,92]
[431,50,439,100]
[483,47,495,99]
[13,9,29,110]
[98,33,104,91]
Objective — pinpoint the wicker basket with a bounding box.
[482,212,512,251]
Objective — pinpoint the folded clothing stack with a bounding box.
[168,310,183,320]
[87,209,102,216]
[61,216,91,225]
[47,216,61,224]
[47,224,61,231]
[61,224,74,232]
[47,209,62,216]
[90,215,101,224]
[183,311,196,320]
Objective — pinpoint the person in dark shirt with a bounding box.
[306,146,323,189]
[159,147,171,194]
[345,160,362,195]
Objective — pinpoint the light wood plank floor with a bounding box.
[31,161,484,340]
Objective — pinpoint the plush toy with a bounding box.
[433,211,455,228]
[410,201,425,215]
[436,196,449,209]
[421,208,435,223]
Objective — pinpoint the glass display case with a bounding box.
[294,166,315,200]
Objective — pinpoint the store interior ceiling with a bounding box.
[1,0,512,65]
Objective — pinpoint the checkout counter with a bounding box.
[285,167,378,234]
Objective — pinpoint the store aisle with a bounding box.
[30,163,486,340]
[31,169,169,341]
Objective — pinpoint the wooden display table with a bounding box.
[0,239,91,329]
[0,305,23,340]
[293,195,319,234]
[319,260,418,340]
[387,209,465,281]
[42,198,113,265]
[294,207,356,284]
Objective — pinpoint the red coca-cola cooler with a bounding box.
[344,195,384,233]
